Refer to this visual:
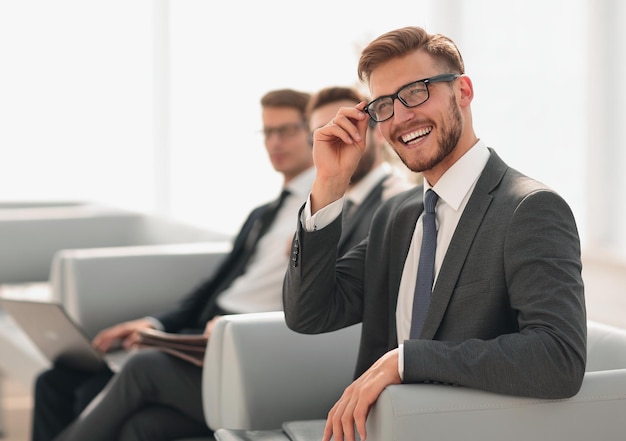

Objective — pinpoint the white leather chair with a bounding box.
[0,242,231,391]
[206,316,626,441]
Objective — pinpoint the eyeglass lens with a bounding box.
[365,73,459,123]
[263,123,305,139]
[368,82,429,122]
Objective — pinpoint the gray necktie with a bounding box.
[410,189,439,339]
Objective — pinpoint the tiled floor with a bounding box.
[1,376,31,441]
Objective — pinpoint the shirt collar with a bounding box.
[427,140,490,211]
[345,162,390,206]
[284,166,316,200]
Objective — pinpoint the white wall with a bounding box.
[0,0,155,210]
[1,0,623,257]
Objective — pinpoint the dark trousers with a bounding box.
[52,349,213,441]
[32,363,114,441]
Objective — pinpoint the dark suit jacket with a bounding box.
[153,201,273,332]
[152,175,392,334]
[284,149,586,399]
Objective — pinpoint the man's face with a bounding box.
[309,99,379,185]
[262,106,313,182]
[368,50,462,175]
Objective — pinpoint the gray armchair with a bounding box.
[0,241,231,393]
[0,200,229,435]
[205,314,626,441]
[0,201,230,402]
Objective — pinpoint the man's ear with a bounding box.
[458,75,474,107]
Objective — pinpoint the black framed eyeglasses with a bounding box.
[262,122,306,140]
[364,73,460,123]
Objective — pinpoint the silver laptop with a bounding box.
[1,297,130,372]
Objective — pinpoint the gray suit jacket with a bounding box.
[284,149,586,399]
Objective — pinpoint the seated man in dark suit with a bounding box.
[34,86,411,441]
[283,26,586,441]
[32,88,316,441]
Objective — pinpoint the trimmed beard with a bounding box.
[395,95,463,173]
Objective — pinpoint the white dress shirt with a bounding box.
[216,167,316,313]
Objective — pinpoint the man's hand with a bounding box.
[323,348,401,441]
[310,102,370,214]
[92,318,154,352]
[203,315,222,338]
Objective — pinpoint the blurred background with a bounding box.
[1,0,624,255]
[0,2,624,438]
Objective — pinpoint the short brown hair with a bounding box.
[358,26,464,84]
[261,89,311,123]
[305,86,367,120]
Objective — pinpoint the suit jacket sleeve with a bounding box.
[283,204,368,333]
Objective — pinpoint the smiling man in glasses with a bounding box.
[283,26,586,441]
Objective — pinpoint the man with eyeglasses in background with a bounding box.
[32,88,316,441]
[283,26,586,441]
[34,83,413,440]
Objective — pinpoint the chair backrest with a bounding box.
[49,242,231,339]
[0,206,140,283]
[0,203,229,284]
[586,320,626,372]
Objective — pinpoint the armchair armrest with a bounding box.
[366,321,626,441]
[203,312,361,431]
[214,320,626,441]
[367,369,626,441]
[50,241,231,338]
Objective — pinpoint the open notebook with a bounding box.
[0,297,131,372]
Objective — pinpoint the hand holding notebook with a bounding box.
[136,328,208,367]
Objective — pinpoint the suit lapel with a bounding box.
[338,177,386,251]
[421,151,508,339]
